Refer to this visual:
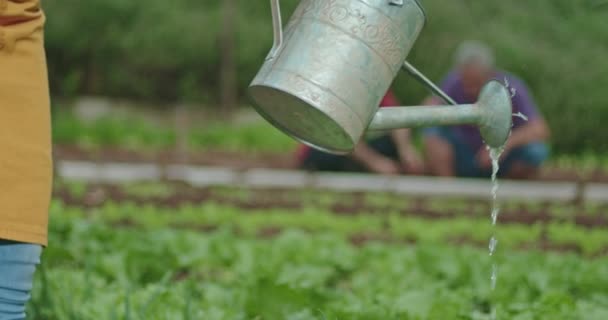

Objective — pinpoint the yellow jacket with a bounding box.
[0,0,52,245]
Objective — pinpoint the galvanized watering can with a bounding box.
[249,0,512,154]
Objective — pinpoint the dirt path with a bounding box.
[54,144,608,183]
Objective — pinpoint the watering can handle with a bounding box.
[267,0,454,105]
[268,0,283,60]
[402,61,458,106]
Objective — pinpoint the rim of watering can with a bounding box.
[390,0,426,29]
[247,85,355,155]
[412,0,427,26]
[478,80,513,148]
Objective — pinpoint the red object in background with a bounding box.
[295,90,400,162]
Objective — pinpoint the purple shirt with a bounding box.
[440,70,540,151]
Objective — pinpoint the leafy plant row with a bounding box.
[50,200,608,256]
[31,208,608,319]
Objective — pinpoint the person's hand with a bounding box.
[367,157,402,175]
[399,145,425,175]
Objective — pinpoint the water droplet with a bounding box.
[504,77,517,98]
[491,207,500,225]
[512,111,528,121]
[489,237,498,255]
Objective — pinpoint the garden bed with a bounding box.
[31,180,608,319]
[52,181,608,256]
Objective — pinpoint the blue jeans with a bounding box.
[423,127,549,178]
[0,240,42,320]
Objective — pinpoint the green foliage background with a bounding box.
[43,0,608,154]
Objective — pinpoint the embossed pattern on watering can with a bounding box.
[295,0,407,72]
[282,0,424,124]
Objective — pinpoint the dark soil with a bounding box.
[53,183,608,229]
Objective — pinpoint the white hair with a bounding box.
[454,40,495,69]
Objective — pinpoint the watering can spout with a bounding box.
[368,80,513,148]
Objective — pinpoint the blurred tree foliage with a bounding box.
[43,0,607,154]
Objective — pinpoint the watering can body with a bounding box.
[249,0,426,154]
[249,0,512,154]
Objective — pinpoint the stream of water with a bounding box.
[512,112,528,121]
[488,146,504,319]
[488,78,525,319]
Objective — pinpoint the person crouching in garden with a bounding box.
[296,90,425,176]
[423,41,551,179]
